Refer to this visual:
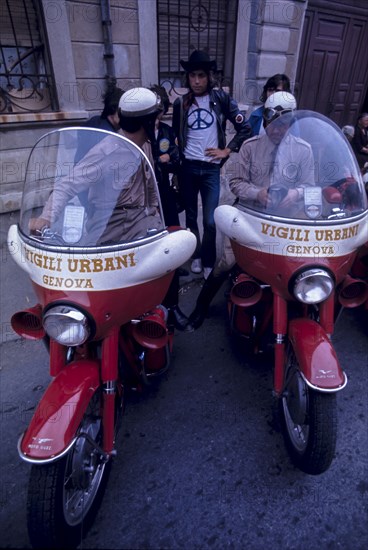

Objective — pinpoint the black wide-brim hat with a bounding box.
[180,50,217,72]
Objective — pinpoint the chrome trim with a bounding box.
[293,268,334,304]
[43,305,87,323]
[236,202,367,226]
[18,433,77,464]
[139,345,171,383]
[18,431,112,464]
[145,345,171,378]
[299,371,348,393]
[103,381,116,394]
[43,305,90,346]
[18,227,169,254]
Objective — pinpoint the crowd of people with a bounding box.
[31,49,368,332]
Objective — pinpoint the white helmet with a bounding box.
[118,87,162,117]
[263,91,297,124]
[264,91,297,111]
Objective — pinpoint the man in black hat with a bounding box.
[172,50,251,280]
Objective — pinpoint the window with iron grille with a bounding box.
[157,0,238,92]
[0,0,57,114]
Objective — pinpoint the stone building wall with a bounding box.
[242,0,306,109]
[0,0,143,213]
[0,0,307,214]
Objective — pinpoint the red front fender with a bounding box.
[289,319,347,391]
[19,360,100,462]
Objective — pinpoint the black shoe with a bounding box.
[186,304,207,331]
[167,305,189,331]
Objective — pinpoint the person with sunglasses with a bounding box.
[185,92,315,331]
[230,92,314,210]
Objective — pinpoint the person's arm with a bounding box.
[29,167,88,232]
[278,142,315,208]
[158,125,180,171]
[171,99,182,151]
[352,127,368,154]
[228,143,264,203]
[206,92,251,162]
[246,107,264,138]
[29,144,106,231]
[167,126,180,168]
[223,92,252,153]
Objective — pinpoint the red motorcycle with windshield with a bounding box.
[7,127,196,548]
[215,110,368,474]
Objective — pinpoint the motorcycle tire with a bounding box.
[279,350,337,475]
[26,392,111,549]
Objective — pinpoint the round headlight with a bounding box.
[43,306,90,346]
[293,269,334,304]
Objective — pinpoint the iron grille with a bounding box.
[0,0,56,114]
[157,0,238,92]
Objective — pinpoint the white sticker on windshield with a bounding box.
[62,205,85,243]
[304,186,322,219]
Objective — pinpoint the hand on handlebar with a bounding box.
[29,217,50,234]
[257,187,299,209]
[257,188,270,207]
[279,189,299,208]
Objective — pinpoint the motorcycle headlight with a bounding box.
[293,268,334,304]
[43,306,90,346]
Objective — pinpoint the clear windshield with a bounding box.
[231,110,367,221]
[19,128,165,247]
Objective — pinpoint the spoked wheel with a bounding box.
[27,392,111,549]
[279,348,337,475]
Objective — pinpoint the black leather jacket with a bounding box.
[152,121,180,176]
[172,88,251,163]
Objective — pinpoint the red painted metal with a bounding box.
[49,340,67,377]
[31,272,174,340]
[11,304,45,340]
[274,342,286,395]
[273,294,287,395]
[289,319,345,389]
[273,294,287,335]
[232,242,355,298]
[319,293,335,335]
[20,361,100,460]
[101,330,119,453]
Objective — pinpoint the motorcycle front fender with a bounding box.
[19,360,100,463]
[289,319,347,392]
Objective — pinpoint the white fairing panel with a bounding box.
[8,225,196,291]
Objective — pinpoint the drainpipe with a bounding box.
[100,0,116,85]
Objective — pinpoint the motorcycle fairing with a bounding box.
[19,360,100,462]
[215,205,368,259]
[8,225,196,292]
[31,274,174,339]
[288,318,347,391]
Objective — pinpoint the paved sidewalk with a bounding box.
[1,211,34,344]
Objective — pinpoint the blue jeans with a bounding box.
[180,159,221,268]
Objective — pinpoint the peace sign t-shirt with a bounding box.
[184,94,220,163]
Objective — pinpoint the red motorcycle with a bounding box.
[215,110,368,474]
[350,239,368,312]
[7,127,196,548]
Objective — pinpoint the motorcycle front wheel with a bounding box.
[279,349,337,475]
[26,392,111,549]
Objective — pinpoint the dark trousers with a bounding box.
[180,159,220,269]
[156,172,180,227]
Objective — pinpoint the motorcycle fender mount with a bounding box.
[288,319,347,392]
[18,360,101,464]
